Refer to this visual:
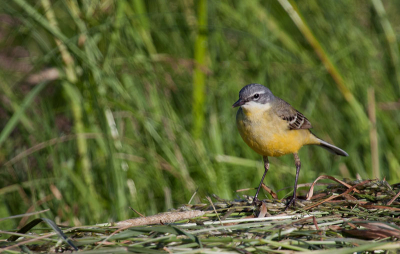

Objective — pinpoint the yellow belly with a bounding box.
[236,107,318,157]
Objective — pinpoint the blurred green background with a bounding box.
[1,0,400,227]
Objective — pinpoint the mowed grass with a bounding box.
[0,0,400,228]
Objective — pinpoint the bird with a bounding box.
[233,83,348,210]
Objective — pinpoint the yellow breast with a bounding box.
[236,104,317,157]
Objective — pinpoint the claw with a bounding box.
[252,197,262,206]
[284,195,296,211]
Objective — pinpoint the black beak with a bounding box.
[232,99,245,108]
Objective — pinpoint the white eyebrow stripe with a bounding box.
[249,91,266,97]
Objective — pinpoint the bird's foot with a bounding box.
[252,197,262,206]
[284,196,296,211]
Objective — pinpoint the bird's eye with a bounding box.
[254,93,260,100]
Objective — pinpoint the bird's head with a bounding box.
[232,83,275,109]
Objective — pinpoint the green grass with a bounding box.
[1,0,400,228]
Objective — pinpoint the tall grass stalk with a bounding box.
[192,0,208,138]
[0,82,47,147]
[371,0,400,94]
[368,87,380,178]
[278,0,369,128]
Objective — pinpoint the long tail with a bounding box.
[317,138,348,157]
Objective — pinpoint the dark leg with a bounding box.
[253,156,269,205]
[285,153,301,210]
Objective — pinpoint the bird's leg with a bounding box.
[285,153,301,210]
[253,156,269,205]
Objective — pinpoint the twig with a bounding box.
[387,190,400,205]
[206,196,222,226]
[0,209,50,222]
[306,175,360,200]
[304,180,370,210]
[188,188,198,204]
[115,210,205,228]
[261,184,278,199]
[129,207,145,217]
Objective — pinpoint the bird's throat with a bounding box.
[241,102,272,117]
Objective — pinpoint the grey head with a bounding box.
[232,83,275,108]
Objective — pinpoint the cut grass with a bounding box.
[3,179,400,253]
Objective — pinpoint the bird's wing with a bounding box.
[274,99,312,130]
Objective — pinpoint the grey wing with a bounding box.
[275,99,312,130]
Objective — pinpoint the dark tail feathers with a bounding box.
[317,139,348,157]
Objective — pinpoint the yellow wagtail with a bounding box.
[233,83,348,209]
